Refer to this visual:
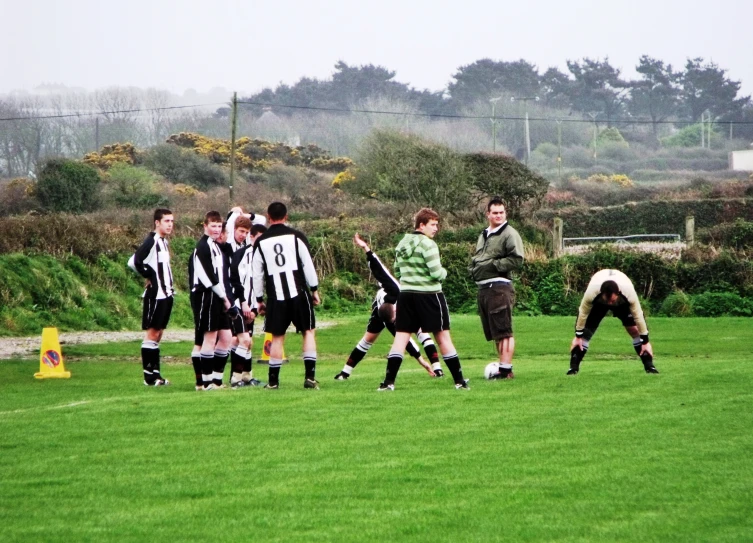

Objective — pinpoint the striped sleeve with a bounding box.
[421,239,447,282]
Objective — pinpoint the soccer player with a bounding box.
[228,222,267,388]
[378,208,469,391]
[128,208,175,386]
[192,211,233,390]
[252,202,321,390]
[334,233,437,380]
[469,197,524,380]
[226,206,266,251]
[568,269,659,375]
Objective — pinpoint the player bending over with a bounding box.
[335,233,437,380]
[568,269,659,375]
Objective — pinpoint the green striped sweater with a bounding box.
[394,232,447,293]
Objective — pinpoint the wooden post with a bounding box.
[685,215,695,246]
[229,92,238,202]
[553,218,564,257]
[94,117,100,152]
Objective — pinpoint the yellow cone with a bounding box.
[34,327,71,379]
[260,332,286,363]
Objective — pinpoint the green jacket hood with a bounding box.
[396,233,425,259]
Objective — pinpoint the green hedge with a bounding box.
[540,198,753,237]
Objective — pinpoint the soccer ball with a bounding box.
[484,362,501,380]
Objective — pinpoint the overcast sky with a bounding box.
[2,0,751,100]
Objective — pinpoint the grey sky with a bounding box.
[2,0,751,99]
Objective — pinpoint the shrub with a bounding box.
[463,152,550,218]
[143,144,228,189]
[0,177,37,215]
[597,127,628,146]
[349,130,473,212]
[83,143,139,170]
[36,158,101,213]
[658,291,693,316]
[105,163,168,209]
[691,292,753,317]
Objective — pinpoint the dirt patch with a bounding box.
[0,322,335,360]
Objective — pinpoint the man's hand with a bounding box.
[312,291,321,306]
[241,302,253,320]
[223,297,231,311]
[257,301,266,316]
[640,342,653,357]
[145,279,151,290]
[416,356,435,376]
[353,233,370,253]
[571,336,584,351]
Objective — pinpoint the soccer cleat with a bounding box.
[433,369,445,378]
[377,382,395,392]
[455,379,471,390]
[231,380,247,389]
[304,378,320,390]
[566,368,579,375]
[195,385,204,391]
[264,383,279,390]
[334,371,350,380]
[498,369,514,380]
[202,383,219,391]
[144,378,170,387]
[645,366,659,374]
[246,378,263,387]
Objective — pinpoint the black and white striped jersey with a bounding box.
[192,235,227,298]
[252,224,319,303]
[128,232,174,299]
[229,245,259,312]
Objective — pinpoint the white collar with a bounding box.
[485,221,507,235]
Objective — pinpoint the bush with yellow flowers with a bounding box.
[83,143,139,170]
[586,173,634,187]
[331,169,356,188]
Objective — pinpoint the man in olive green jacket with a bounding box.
[469,197,524,379]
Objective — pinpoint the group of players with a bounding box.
[128,197,658,391]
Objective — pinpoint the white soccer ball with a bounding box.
[484,362,501,380]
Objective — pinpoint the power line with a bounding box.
[0,103,227,122]
[2,98,752,126]
[238,100,753,125]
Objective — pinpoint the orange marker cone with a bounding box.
[34,327,71,379]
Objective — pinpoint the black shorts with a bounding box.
[142,296,173,331]
[395,292,450,334]
[264,292,316,336]
[231,313,255,336]
[195,290,230,333]
[582,302,636,340]
[477,282,515,341]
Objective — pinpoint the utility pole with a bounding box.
[556,119,563,184]
[229,92,238,202]
[94,117,100,151]
[700,112,705,148]
[587,112,598,161]
[489,97,502,153]
[511,96,538,165]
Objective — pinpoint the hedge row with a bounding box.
[539,198,753,238]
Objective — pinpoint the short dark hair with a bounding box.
[267,202,287,221]
[486,197,506,212]
[414,208,440,229]
[154,208,172,222]
[204,211,222,225]
[600,280,620,296]
[250,224,267,237]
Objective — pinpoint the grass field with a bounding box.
[2,315,752,542]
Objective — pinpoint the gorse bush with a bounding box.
[36,159,101,213]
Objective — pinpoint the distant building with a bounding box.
[729,149,753,171]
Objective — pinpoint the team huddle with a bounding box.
[128,198,658,391]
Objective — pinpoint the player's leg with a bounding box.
[416,330,441,376]
[230,332,249,387]
[142,296,172,386]
[433,330,468,389]
[568,305,607,374]
[200,330,219,389]
[213,327,232,387]
[380,331,412,390]
[190,293,203,390]
[302,329,319,388]
[624,324,658,373]
[338,330,380,380]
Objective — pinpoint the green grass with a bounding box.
[2,316,753,542]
